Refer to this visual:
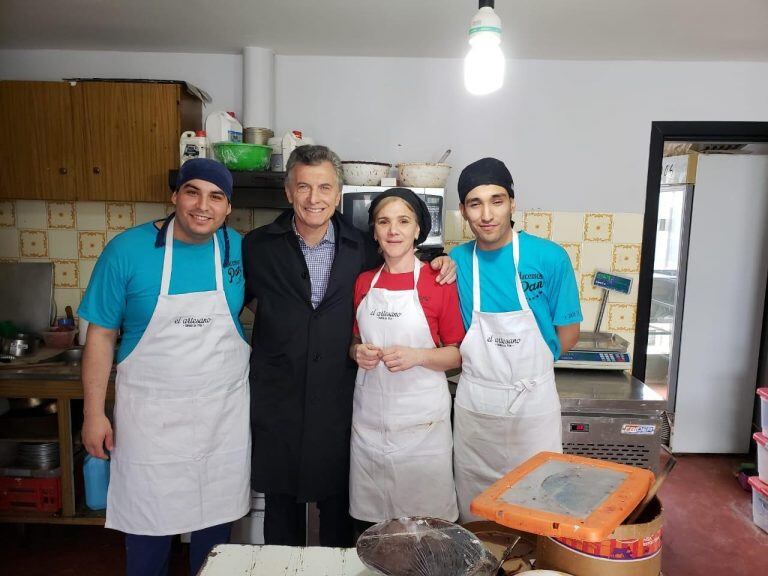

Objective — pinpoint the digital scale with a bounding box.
[555,271,633,370]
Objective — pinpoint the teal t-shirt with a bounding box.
[451,232,582,359]
[78,221,245,363]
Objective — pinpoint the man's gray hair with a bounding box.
[285,145,344,191]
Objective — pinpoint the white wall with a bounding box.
[3,49,768,212]
[275,57,768,212]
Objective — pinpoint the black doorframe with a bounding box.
[632,121,768,382]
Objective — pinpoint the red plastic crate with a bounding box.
[0,475,62,513]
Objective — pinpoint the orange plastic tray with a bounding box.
[470,452,654,542]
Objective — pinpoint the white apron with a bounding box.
[453,232,562,522]
[349,259,458,522]
[106,219,251,536]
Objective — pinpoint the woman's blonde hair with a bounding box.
[372,196,416,219]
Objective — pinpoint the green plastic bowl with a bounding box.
[212,142,272,171]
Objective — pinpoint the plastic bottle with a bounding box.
[83,454,110,510]
[205,111,243,144]
[179,130,209,165]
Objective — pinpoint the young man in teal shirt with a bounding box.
[450,157,582,520]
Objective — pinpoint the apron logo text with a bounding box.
[173,316,213,328]
[486,335,522,347]
[369,309,403,320]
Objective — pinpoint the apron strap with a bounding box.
[160,219,224,296]
[368,254,421,294]
[511,231,531,312]
[472,232,531,312]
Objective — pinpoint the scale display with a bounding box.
[593,271,633,294]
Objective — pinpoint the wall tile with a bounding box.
[581,241,613,275]
[54,288,82,319]
[47,201,76,229]
[608,304,637,331]
[552,212,585,242]
[584,213,613,242]
[78,231,106,259]
[53,259,79,288]
[612,213,644,244]
[19,230,48,258]
[0,201,16,227]
[560,243,581,272]
[444,210,463,242]
[134,202,166,225]
[580,300,601,331]
[612,243,641,273]
[106,230,121,242]
[524,211,553,239]
[228,208,253,235]
[76,201,106,230]
[15,200,46,229]
[79,259,97,289]
[48,229,78,259]
[0,228,20,258]
[107,202,135,230]
[0,258,19,264]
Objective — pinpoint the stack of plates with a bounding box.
[17,442,59,469]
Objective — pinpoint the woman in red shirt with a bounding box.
[348,188,464,531]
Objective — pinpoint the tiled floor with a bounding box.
[1,455,766,575]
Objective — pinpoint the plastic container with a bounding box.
[83,454,110,510]
[205,111,243,144]
[758,388,768,434]
[212,142,271,171]
[40,329,77,349]
[537,497,662,576]
[180,130,209,165]
[755,432,768,482]
[747,476,768,533]
[267,136,283,171]
[0,475,62,512]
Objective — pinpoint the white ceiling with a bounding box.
[3,0,768,61]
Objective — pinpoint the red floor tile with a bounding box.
[659,455,767,576]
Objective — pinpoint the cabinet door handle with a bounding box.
[59,167,68,175]
[93,167,101,174]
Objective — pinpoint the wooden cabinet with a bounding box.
[0,82,80,200]
[0,80,202,202]
[0,377,115,525]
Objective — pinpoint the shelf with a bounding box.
[0,435,58,443]
[169,169,290,210]
[0,508,104,525]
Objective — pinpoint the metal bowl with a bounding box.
[397,163,451,188]
[342,161,391,186]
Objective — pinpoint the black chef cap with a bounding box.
[368,188,431,245]
[457,157,514,204]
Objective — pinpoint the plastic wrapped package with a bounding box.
[356,517,498,576]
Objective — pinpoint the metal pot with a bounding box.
[1,333,39,357]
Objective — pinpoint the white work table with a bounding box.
[199,544,375,575]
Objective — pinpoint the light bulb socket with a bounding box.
[479,0,495,8]
[468,6,502,38]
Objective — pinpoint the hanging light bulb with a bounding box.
[464,1,505,95]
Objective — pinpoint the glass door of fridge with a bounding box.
[646,183,694,409]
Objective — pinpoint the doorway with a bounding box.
[633,122,768,453]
